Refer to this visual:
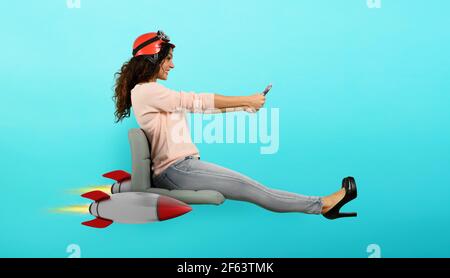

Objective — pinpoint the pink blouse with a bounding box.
[131,82,216,177]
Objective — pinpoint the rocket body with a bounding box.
[81,191,192,228]
[89,192,159,224]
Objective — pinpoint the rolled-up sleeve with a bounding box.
[179,91,215,112]
[135,83,215,113]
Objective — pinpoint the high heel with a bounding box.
[323,176,358,220]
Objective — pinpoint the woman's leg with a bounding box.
[153,158,324,214]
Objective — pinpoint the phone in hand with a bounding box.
[262,84,272,96]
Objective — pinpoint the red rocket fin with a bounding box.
[81,190,110,202]
[102,170,131,182]
[82,217,113,228]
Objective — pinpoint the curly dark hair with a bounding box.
[112,43,173,123]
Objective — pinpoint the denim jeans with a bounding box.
[153,156,323,214]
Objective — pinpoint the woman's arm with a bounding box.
[133,83,264,114]
[214,94,251,109]
[205,106,251,114]
[211,93,265,113]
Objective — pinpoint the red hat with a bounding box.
[132,30,175,57]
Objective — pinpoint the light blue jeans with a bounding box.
[153,156,324,214]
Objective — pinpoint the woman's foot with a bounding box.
[321,188,346,214]
[321,177,358,219]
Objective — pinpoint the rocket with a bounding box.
[81,190,192,228]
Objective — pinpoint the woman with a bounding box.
[113,30,358,219]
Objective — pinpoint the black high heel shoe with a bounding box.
[323,176,358,220]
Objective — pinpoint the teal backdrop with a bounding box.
[1,0,449,257]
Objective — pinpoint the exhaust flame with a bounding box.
[51,204,90,214]
[52,184,113,215]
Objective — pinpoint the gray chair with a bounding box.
[122,128,225,205]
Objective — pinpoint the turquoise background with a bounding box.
[1,0,449,258]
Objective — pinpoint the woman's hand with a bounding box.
[245,93,266,112]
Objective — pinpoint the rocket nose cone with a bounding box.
[157,195,192,221]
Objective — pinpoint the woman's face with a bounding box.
[156,48,174,80]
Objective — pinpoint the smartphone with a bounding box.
[262,84,272,96]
